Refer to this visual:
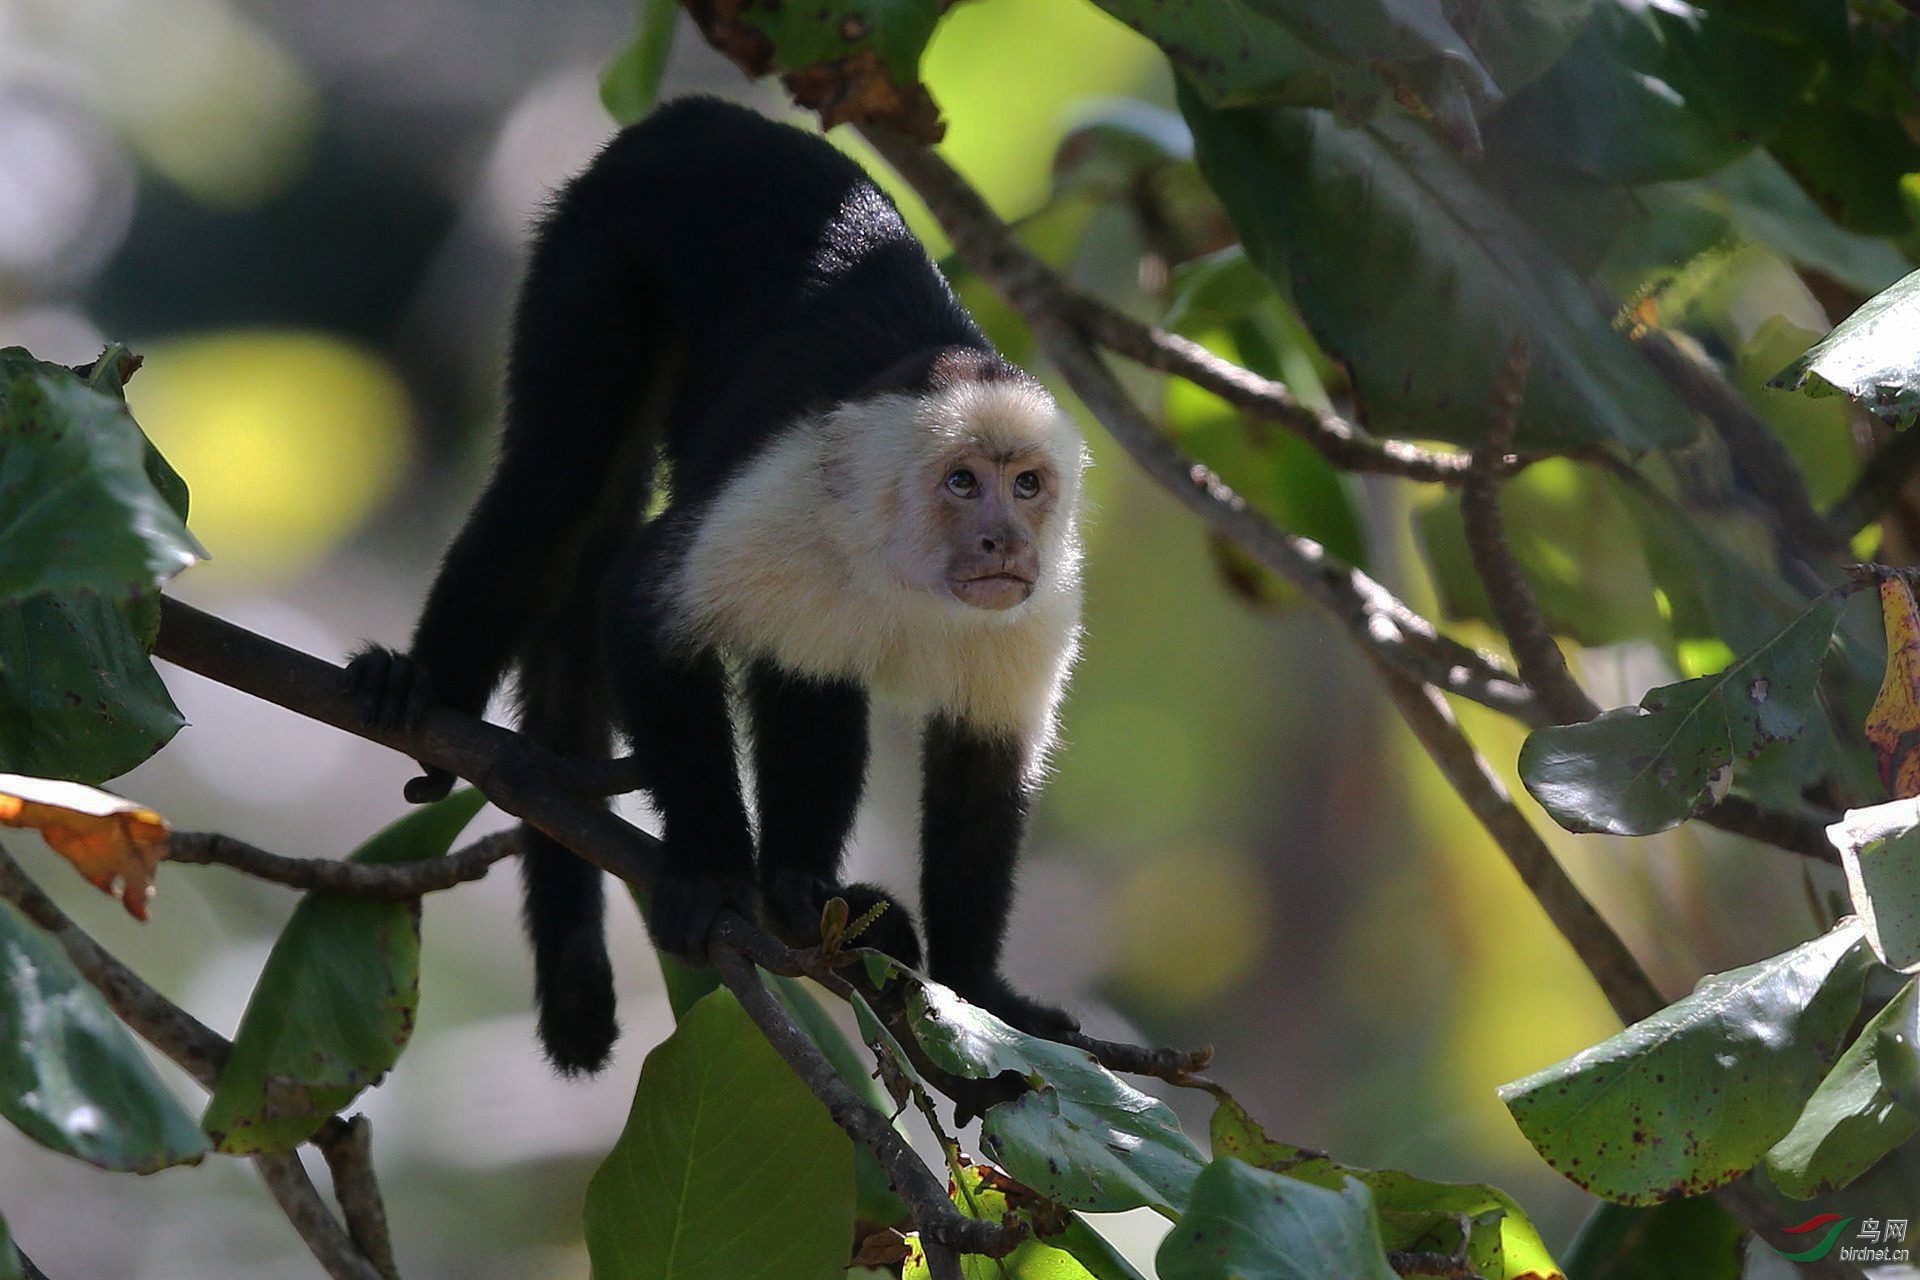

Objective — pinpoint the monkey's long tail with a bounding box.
[485,166,679,1075]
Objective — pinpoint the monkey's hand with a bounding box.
[343,644,456,803]
[646,873,757,966]
[956,973,1079,1040]
[761,870,923,968]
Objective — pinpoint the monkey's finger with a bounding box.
[401,664,434,728]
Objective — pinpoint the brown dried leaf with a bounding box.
[0,773,168,919]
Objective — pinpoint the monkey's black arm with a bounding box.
[918,715,1076,1036]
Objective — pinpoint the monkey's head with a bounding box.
[894,364,1086,614]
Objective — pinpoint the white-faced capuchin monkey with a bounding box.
[347,96,1088,1075]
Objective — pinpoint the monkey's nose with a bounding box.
[980,536,998,552]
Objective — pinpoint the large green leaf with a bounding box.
[0,358,202,606]
[1179,90,1696,449]
[1155,1160,1397,1280]
[1499,919,1873,1204]
[1558,1198,1745,1280]
[201,791,485,1153]
[1519,594,1842,836]
[1209,1093,1559,1279]
[1765,976,1920,1199]
[1770,268,1920,424]
[909,983,1205,1214]
[0,898,208,1172]
[1484,0,1819,182]
[0,593,185,785]
[584,988,852,1280]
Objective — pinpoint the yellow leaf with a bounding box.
[0,774,169,920]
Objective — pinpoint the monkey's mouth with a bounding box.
[949,570,1036,611]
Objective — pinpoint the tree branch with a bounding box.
[315,1118,400,1280]
[167,830,521,897]
[255,1151,386,1280]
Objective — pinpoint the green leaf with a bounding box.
[1770,268,1920,424]
[0,593,185,784]
[1209,1093,1559,1279]
[1499,918,1873,1204]
[599,0,678,127]
[201,791,485,1153]
[1829,799,1920,973]
[1559,1197,1745,1280]
[0,1208,19,1280]
[1179,91,1696,450]
[1701,152,1912,297]
[0,361,203,605]
[1155,1160,1397,1280]
[908,983,1205,1214]
[1484,0,1819,182]
[0,898,209,1172]
[584,988,852,1280]
[1519,594,1843,836]
[1765,976,1920,1198]
[770,975,908,1229]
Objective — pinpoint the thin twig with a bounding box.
[1636,330,1844,562]
[168,830,521,897]
[1369,665,1666,1024]
[1057,294,1482,485]
[1459,337,1600,726]
[1828,425,1920,539]
[0,844,398,1280]
[316,1118,400,1280]
[256,1152,386,1280]
[710,932,1024,1265]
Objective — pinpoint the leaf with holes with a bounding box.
[1519,594,1842,836]
[201,791,485,1153]
[909,983,1205,1214]
[1500,918,1872,1205]
[584,988,852,1280]
[0,898,208,1172]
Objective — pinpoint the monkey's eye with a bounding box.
[945,468,979,497]
[1012,471,1042,500]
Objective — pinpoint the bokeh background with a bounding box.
[0,0,1848,1275]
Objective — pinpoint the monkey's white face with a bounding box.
[928,446,1059,611]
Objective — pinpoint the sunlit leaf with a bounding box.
[1771,268,1920,424]
[0,773,167,920]
[0,898,208,1172]
[900,1163,1140,1280]
[1519,594,1842,836]
[1210,1093,1562,1279]
[1156,1159,1397,1280]
[909,982,1205,1214]
[201,791,485,1153]
[1829,798,1920,973]
[1765,976,1920,1198]
[584,988,852,1280]
[1180,94,1696,450]
[1499,919,1872,1204]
